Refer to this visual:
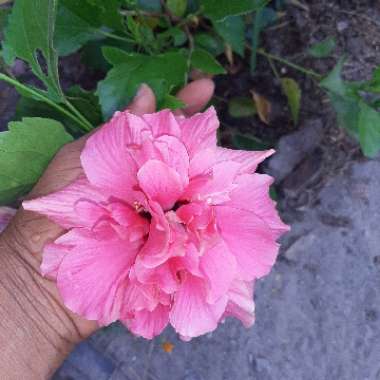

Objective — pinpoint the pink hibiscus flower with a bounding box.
[23,107,289,340]
[0,207,16,233]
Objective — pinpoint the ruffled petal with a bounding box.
[226,173,290,238]
[200,240,237,303]
[215,206,280,280]
[23,176,107,229]
[138,201,170,268]
[178,107,218,158]
[57,227,140,325]
[189,148,274,178]
[143,109,181,138]
[81,113,141,203]
[224,279,255,328]
[137,160,184,210]
[124,304,170,339]
[170,274,227,339]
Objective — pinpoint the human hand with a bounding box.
[0,79,214,378]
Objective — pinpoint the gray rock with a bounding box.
[266,119,324,183]
[54,157,380,380]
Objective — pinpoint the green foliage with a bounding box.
[2,0,63,101]
[0,118,73,205]
[97,47,187,119]
[281,78,301,125]
[167,0,188,17]
[202,0,269,21]
[308,37,336,58]
[228,97,256,118]
[214,16,245,56]
[191,48,226,75]
[321,60,380,157]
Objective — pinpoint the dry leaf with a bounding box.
[251,91,272,125]
[161,341,174,353]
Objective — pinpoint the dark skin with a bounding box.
[0,79,214,379]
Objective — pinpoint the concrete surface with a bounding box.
[54,156,380,380]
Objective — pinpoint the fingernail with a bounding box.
[135,83,149,100]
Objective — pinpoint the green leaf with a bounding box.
[228,97,256,118]
[327,92,360,136]
[55,0,125,56]
[0,118,73,205]
[320,58,347,97]
[97,47,187,119]
[281,77,301,124]
[194,32,224,56]
[358,101,380,158]
[60,0,124,31]
[160,94,186,110]
[55,5,102,56]
[3,0,64,101]
[191,48,226,75]
[308,37,336,58]
[167,0,187,17]
[214,15,245,56]
[202,0,269,21]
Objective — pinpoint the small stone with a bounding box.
[337,20,349,32]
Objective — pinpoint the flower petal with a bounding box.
[200,240,237,303]
[57,227,139,325]
[124,304,170,339]
[178,107,218,158]
[226,173,290,237]
[224,279,255,328]
[137,160,184,210]
[170,274,227,339]
[143,109,181,137]
[215,206,280,280]
[81,113,141,203]
[23,176,107,229]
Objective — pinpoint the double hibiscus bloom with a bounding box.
[24,107,289,340]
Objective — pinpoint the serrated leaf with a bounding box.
[202,0,269,21]
[228,97,256,118]
[281,77,301,124]
[308,37,336,58]
[191,48,226,75]
[97,47,187,119]
[3,0,64,102]
[214,15,245,57]
[358,101,380,158]
[167,0,187,17]
[0,118,73,205]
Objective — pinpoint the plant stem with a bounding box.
[64,100,93,131]
[97,29,135,44]
[0,73,90,132]
[257,49,322,79]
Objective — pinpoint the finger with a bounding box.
[127,83,156,116]
[175,78,215,116]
